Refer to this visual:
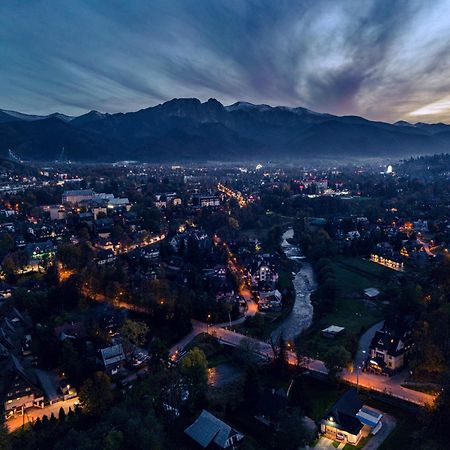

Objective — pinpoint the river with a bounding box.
[271,228,315,341]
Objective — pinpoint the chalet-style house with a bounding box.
[320,390,383,445]
[249,255,279,290]
[185,410,244,449]
[2,354,44,417]
[366,316,414,375]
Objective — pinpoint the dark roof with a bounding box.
[369,316,413,356]
[257,388,288,420]
[1,354,43,402]
[185,410,243,449]
[322,389,364,436]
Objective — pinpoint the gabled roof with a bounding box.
[1,354,43,401]
[369,316,413,356]
[322,389,364,436]
[185,410,243,448]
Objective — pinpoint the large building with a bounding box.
[366,316,414,375]
[62,189,95,204]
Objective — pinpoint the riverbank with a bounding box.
[270,228,316,342]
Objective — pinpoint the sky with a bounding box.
[2,0,450,123]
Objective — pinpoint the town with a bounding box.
[0,154,449,449]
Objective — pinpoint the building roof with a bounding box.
[322,389,364,436]
[322,325,345,334]
[356,406,383,428]
[364,288,380,298]
[184,409,243,449]
[63,189,94,196]
[369,316,414,357]
[100,344,125,367]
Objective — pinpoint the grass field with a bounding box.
[332,257,393,293]
[301,256,392,358]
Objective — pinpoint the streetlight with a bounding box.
[206,314,211,333]
[357,350,366,391]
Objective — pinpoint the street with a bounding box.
[7,397,79,432]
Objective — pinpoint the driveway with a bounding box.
[363,414,396,450]
[314,437,337,450]
[355,321,383,368]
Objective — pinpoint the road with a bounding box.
[7,397,79,432]
[170,317,435,406]
[344,320,435,407]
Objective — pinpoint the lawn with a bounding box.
[301,257,390,358]
[332,257,393,293]
[293,376,343,421]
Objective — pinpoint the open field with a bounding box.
[301,257,391,358]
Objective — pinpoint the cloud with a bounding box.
[1,0,450,122]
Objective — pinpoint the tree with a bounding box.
[323,346,352,381]
[0,415,11,450]
[58,340,80,380]
[79,371,113,416]
[243,365,262,404]
[58,407,66,422]
[181,347,208,386]
[272,337,289,376]
[104,430,124,450]
[276,408,312,450]
[121,319,149,347]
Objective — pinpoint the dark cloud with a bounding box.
[1,0,450,122]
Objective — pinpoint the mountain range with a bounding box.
[1,98,450,162]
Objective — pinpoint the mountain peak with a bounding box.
[225,101,272,112]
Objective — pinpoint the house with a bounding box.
[366,316,414,375]
[370,243,404,271]
[62,189,95,204]
[255,388,288,427]
[1,354,44,418]
[25,241,56,262]
[49,204,66,220]
[249,256,279,290]
[185,409,244,449]
[192,194,220,208]
[100,344,126,374]
[320,389,382,445]
[363,288,380,299]
[96,249,117,266]
[54,322,87,341]
[258,290,283,312]
[321,325,345,339]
